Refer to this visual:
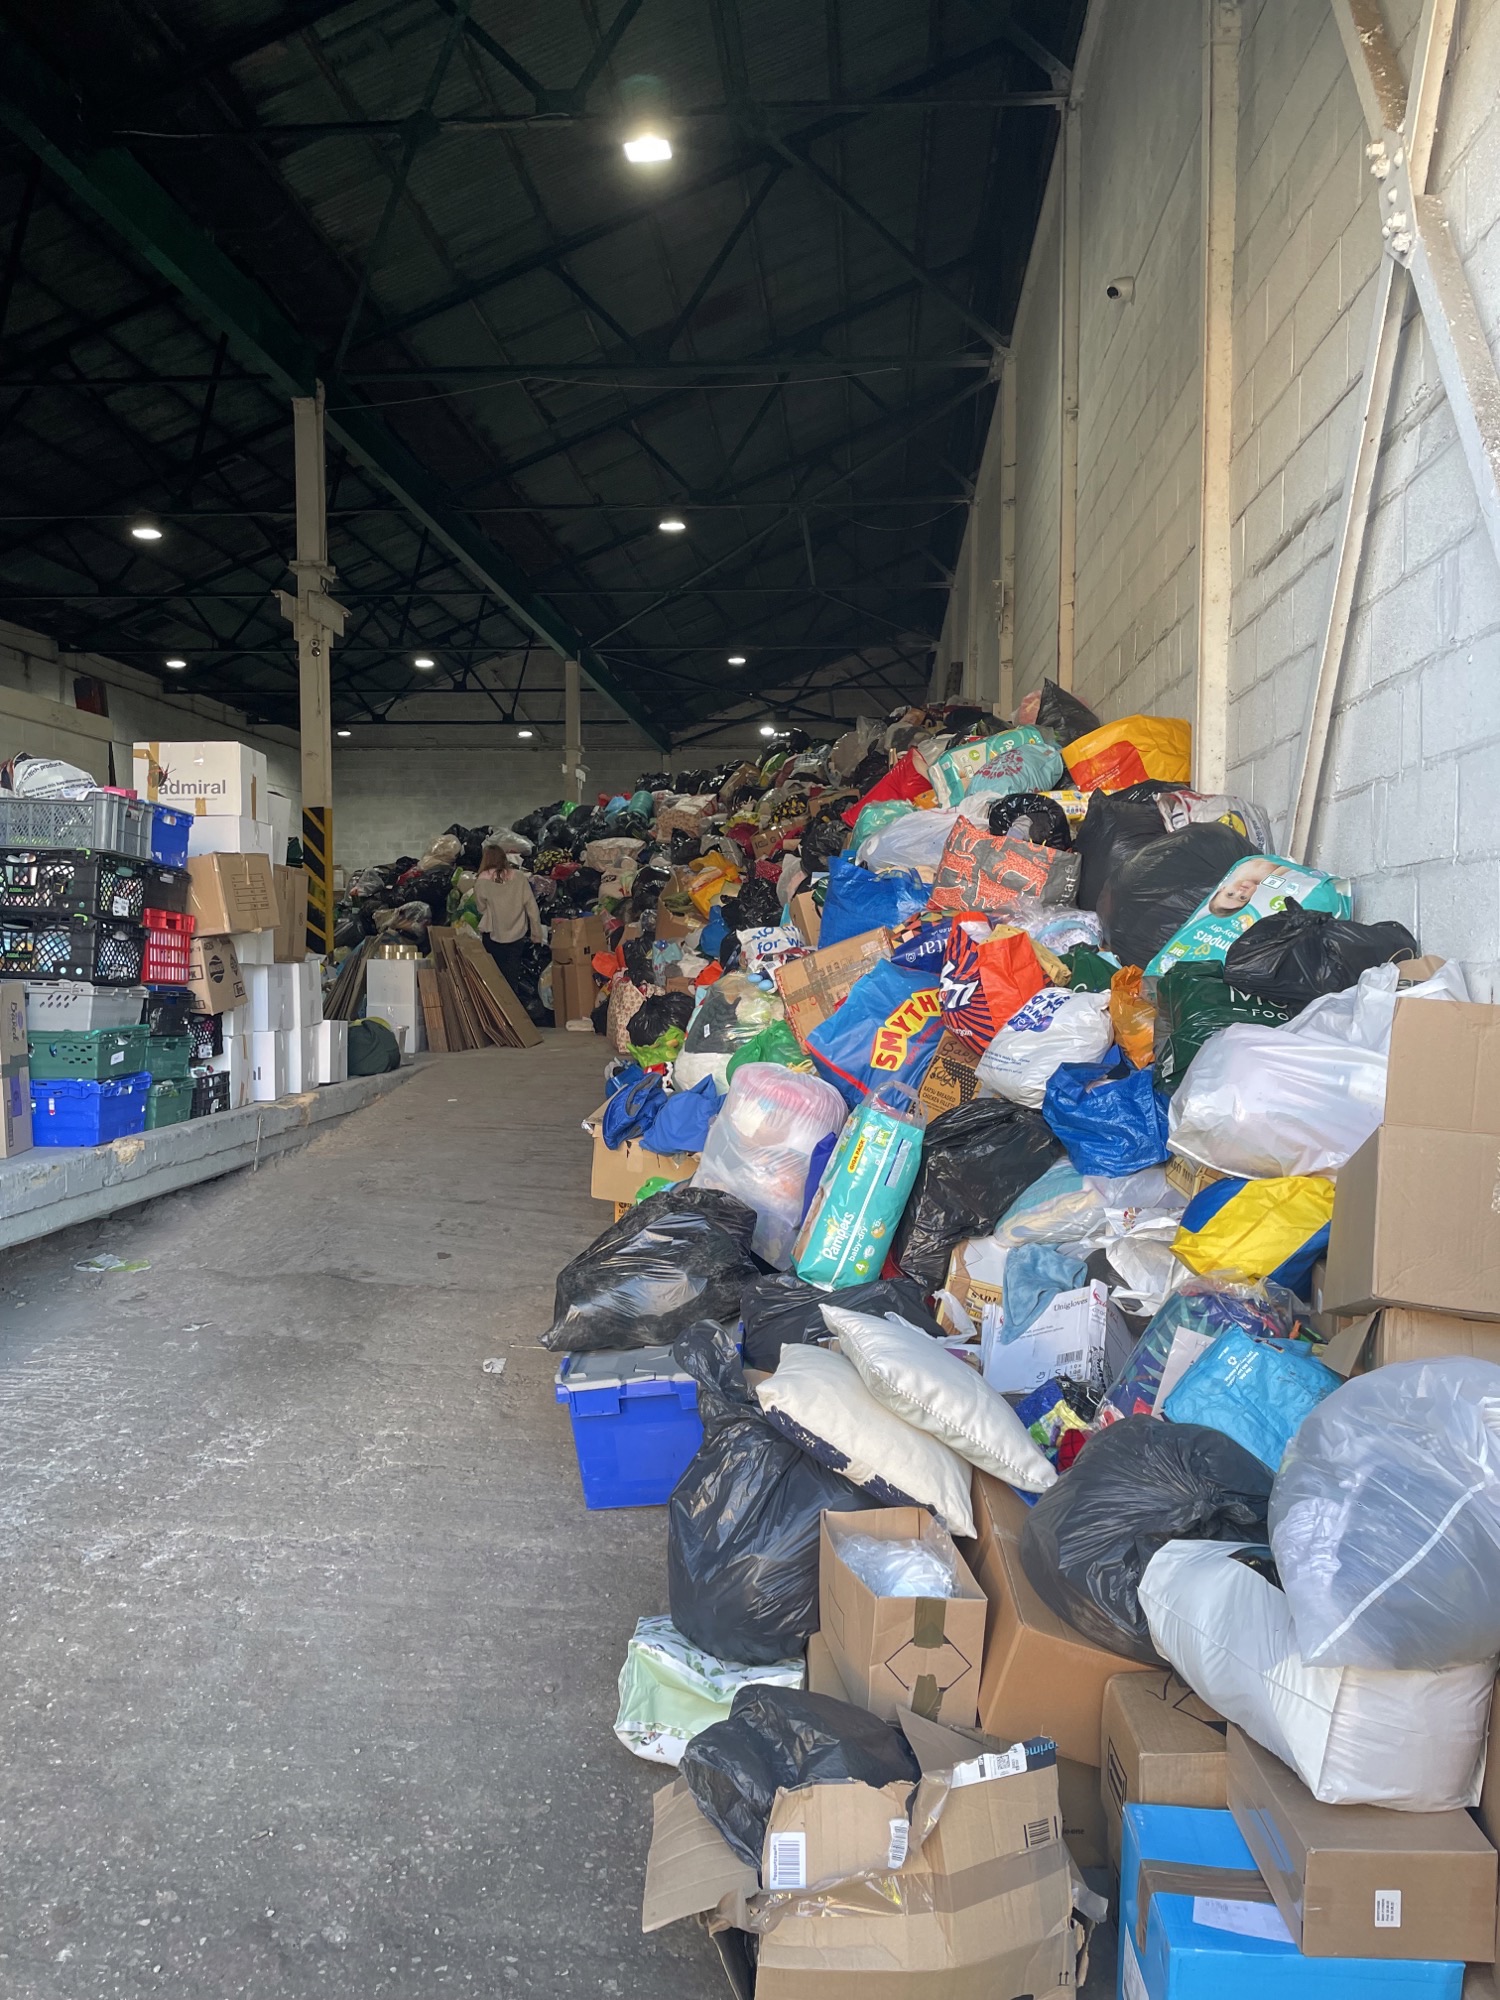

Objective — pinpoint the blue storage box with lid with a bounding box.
[30,1071,151,1146]
[1121,1804,1463,2000]
[149,805,192,869]
[554,1344,702,1508]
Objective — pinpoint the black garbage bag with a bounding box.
[1095,822,1256,970]
[629,871,669,916]
[987,790,1074,850]
[1034,678,1101,744]
[847,747,892,797]
[718,931,743,973]
[801,802,851,873]
[721,877,781,932]
[561,866,602,909]
[590,994,611,1037]
[333,910,372,950]
[630,990,695,1045]
[681,1685,921,1874]
[1073,781,1184,909]
[739,1272,943,1371]
[670,829,704,866]
[398,865,455,919]
[893,1099,1063,1293]
[622,935,656,988]
[667,1323,880,1663]
[540,1190,759,1353]
[1222,902,1421,1010]
[1019,1417,1274,1663]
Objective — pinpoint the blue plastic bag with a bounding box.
[818,855,928,949]
[793,1085,927,1287]
[1041,1053,1170,1175]
[806,958,944,1108]
[1161,1327,1340,1470]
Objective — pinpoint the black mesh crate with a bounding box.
[0,850,149,921]
[146,988,195,1038]
[0,913,146,985]
[188,1010,222,1061]
[140,863,190,915]
[191,1071,231,1118]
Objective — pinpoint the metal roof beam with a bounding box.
[0,30,670,751]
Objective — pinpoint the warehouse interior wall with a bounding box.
[939,0,1500,962]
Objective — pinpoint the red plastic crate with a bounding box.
[142,906,195,936]
[142,906,195,986]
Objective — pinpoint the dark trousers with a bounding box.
[484,936,527,993]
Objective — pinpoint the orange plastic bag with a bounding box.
[1065,715,1192,792]
[939,915,1048,1051]
[1109,966,1156,1068]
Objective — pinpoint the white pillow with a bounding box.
[755,1344,976,1537]
[824,1306,1057,1494]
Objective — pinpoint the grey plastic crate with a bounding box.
[0,794,152,859]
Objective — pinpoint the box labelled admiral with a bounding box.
[133,741,267,820]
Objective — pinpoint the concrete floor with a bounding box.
[0,1034,723,1999]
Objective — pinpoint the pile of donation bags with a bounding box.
[538,688,1500,1999]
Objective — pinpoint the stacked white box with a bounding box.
[365,958,426,1053]
[235,930,275,966]
[288,959,323,1028]
[282,1027,317,1093]
[197,1028,252,1107]
[250,1030,286,1102]
[314,1018,348,1084]
[186,814,276,858]
[246,965,294,1032]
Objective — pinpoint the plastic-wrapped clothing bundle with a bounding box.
[667,1324,881,1664]
[1145,856,1352,977]
[856,807,961,871]
[680,1686,920,1874]
[613,1615,805,1768]
[1269,1358,1500,1670]
[1159,1328,1340,1471]
[989,1159,1183,1254]
[540,1187,759,1352]
[739,1271,941,1371]
[1097,1278,1299,1426]
[1138,1541,1494,1810]
[1221,904,1421,1007]
[1151,961,1290,1095]
[1095,823,1257,970]
[794,1084,928,1288]
[976,987,1113,1108]
[691,1063,849,1267]
[1153,789,1273,850]
[835,1535,958,1599]
[723,1019,808,1082]
[1018,1417,1274,1663]
[926,727,1060,807]
[1063,714,1192,792]
[892,1097,1063,1292]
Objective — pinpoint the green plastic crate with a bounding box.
[28,1023,151,1081]
[145,1078,193,1130]
[145,1033,192,1081]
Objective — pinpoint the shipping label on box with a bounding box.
[187,852,278,933]
[134,741,266,818]
[186,936,247,1014]
[820,1509,987,1727]
[774,927,889,1047]
[981,1281,1112,1396]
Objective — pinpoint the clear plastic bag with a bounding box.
[1269,1358,1500,1670]
[691,1063,848,1267]
[835,1534,959,1599]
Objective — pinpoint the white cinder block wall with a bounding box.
[939,0,1500,961]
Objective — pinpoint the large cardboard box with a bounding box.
[186,813,276,858]
[819,1509,988,1727]
[643,1708,1082,1999]
[553,959,596,1028]
[550,914,608,963]
[583,1102,699,1205]
[272,865,309,962]
[186,852,277,934]
[314,1018,348,1085]
[1100,1669,1227,1867]
[1225,1726,1496,1962]
[774,927,888,1047]
[282,1026,317,1094]
[1323,1305,1500,1376]
[789,890,822,947]
[918,1032,982,1119]
[962,1469,1151,1765]
[1473,1674,1500,1962]
[186,935,247,1014]
[234,928,274,966]
[1323,998,1500,1318]
[250,1030,286,1103]
[246,965,294,1034]
[133,739,267,818]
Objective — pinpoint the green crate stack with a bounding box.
[145,1078,194,1130]
[27,1024,151,1081]
[145,1033,193,1081]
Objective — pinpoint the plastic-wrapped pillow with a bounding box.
[822,1305,1056,1493]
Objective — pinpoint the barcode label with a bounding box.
[950,1744,1029,1787]
[1023,1815,1057,1849]
[887,1818,909,1868]
[1374,1890,1402,1928]
[110,1051,125,1064]
[766,1831,806,1891]
[1055,1348,1086,1370]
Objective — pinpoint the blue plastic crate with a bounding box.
[30,1071,151,1147]
[555,1345,702,1508]
[149,805,192,869]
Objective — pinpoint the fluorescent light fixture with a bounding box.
[759,723,777,738]
[130,521,163,541]
[623,132,672,163]
[728,653,747,666]
[414,655,435,669]
[658,516,686,533]
[164,657,187,670]
[336,728,352,738]
[517,728,534,740]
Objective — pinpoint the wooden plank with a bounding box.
[417,967,449,1053]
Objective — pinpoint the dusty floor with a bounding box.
[0,1035,723,1997]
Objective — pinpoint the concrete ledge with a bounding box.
[0,1064,418,1250]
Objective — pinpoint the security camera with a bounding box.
[1104,276,1135,304]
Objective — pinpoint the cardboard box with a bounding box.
[981,1280,1112,1396]
[819,1509,988,1727]
[918,1031,982,1119]
[1473,1673,1500,1962]
[789,890,822,947]
[1225,1726,1496,1961]
[314,1018,348,1085]
[1323,1305,1500,1376]
[186,852,277,934]
[272,866,309,962]
[1164,1154,1227,1202]
[133,739,266,818]
[584,1102,699,1205]
[233,929,274,966]
[0,1062,32,1157]
[962,1469,1150,1765]
[554,959,596,1028]
[1323,998,1500,1319]
[246,965,294,1034]
[654,903,695,944]
[250,1030,286,1103]
[185,813,276,858]
[550,914,608,963]
[1100,1670,1227,1867]
[287,958,322,1029]
[0,981,27,1066]
[267,787,292,859]
[805,1629,846,1700]
[282,1026,317,1094]
[186,935,247,1014]
[643,1707,1080,1999]
[774,927,889,1047]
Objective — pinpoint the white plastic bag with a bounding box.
[976,987,1112,1108]
[1269,1358,1500,1670]
[1286,958,1468,1045]
[1166,1022,1387,1178]
[1139,1539,1494,1809]
[835,1533,959,1599]
[857,808,960,872]
[691,1063,847,1267]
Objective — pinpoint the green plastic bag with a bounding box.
[1153,961,1290,1094]
[1060,944,1119,993]
[613,1614,804,1767]
[633,1175,680,1204]
[724,1019,810,1083]
[628,1026,687,1068]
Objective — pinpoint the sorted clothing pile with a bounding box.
[539,688,1500,1999]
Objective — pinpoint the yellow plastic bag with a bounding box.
[1064,715,1192,792]
[1171,1174,1336,1285]
[688,854,740,917]
[1109,966,1156,1068]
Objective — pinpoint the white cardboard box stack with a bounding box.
[244,961,326,1097]
[365,958,427,1054]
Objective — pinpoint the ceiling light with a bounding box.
[164,656,187,671]
[336,728,351,738]
[658,516,686,534]
[620,73,672,166]
[414,655,435,670]
[623,132,672,164]
[759,723,777,738]
[517,728,534,740]
[130,521,163,542]
[728,653,747,666]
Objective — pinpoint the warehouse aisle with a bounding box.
[0,1038,721,1999]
